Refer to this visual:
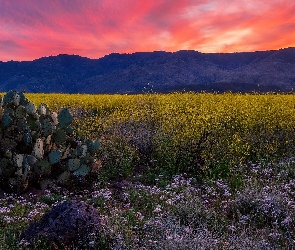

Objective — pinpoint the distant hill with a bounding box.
[1,47,295,93]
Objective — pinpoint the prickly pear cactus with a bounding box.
[0,91,100,194]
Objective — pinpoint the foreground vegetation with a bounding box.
[1,92,295,249]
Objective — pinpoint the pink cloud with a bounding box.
[0,0,294,61]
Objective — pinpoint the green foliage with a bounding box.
[98,135,137,181]
[0,91,100,194]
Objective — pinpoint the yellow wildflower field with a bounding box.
[24,92,295,131]
[5,92,295,179]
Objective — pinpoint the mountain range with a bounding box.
[1,47,295,93]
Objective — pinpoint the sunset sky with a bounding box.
[0,0,294,61]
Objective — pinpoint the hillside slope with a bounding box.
[0,48,295,93]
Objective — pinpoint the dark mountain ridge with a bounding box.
[1,47,295,93]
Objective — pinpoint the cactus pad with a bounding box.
[3,91,15,104]
[80,155,94,166]
[43,119,53,137]
[57,171,71,182]
[17,118,28,132]
[53,129,67,145]
[3,113,12,127]
[51,112,58,125]
[22,162,30,181]
[14,154,23,167]
[68,158,80,171]
[90,140,100,153]
[25,102,36,115]
[27,155,37,166]
[65,126,74,135]
[18,92,28,106]
[49,150,61,164]
[58,108,73,128]
[38,104,49,116]
[35,121,42,131]
[33,139,44,160]
[37,160,51,175]
[15,105,27,119]
[23,132,32,146]
[13,93,21,106]
[81,145,87,157]
[73,165,90,177]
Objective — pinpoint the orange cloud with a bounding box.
[0,0,294,61]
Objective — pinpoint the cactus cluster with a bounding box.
[0,91,100,193]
